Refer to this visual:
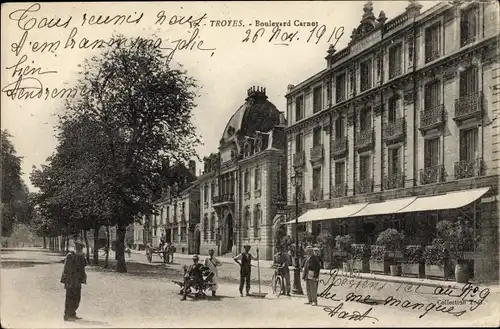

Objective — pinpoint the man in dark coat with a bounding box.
[273,245,292,296]
[234,245,256,297]
[182,255,204,301]
[61,239,87,321]
[302,246,321,306]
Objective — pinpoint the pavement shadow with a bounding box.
[0,260,52,269]
[74,319,111,327]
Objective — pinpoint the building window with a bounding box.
[244,207,251,239]
[335,161,345,185]
[459,128,478,162]
[253,204,261,238]
[173,204,178,223]
[359,155,371,180]
[166,206,170,223]
[360,108,372,131]
[459,66,478,97]
[388,97,398,122]
[210,212,216,240]
[424,138,440,168]
[254,166,261,191]
[335,117,345,139]
[312,167,322,189]
[460,6,479,47]
[295,95,304,121]
[203,214,209,241]
[204,184,209,203]
[295,133,303,152]
[425,22,441,63]
[181,227,187,242]
[388,147,402,175]
[360,59,372,92]
[336,73,346,102]
[244,170,250,193]
[278,156,286,198]
[424,80,441,110]
[211,182,216,199]
[389,43,402,78]
[313,86,323,113]
[313,126,322,146]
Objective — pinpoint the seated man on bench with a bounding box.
[182,255,204,301]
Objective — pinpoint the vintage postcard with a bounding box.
[1,1,499,328]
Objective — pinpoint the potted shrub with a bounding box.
[423,241,449,280]
[335,234,353,272]
[369,245,390,274]
[401,245,424,278]
[317,230,335,269]
[351,244,370,273]
[376,228,404,276]
[436,219,473,283]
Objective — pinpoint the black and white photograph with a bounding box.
[1,1,499,327]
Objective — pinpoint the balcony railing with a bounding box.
[383,172,405,190]
[389,67,402,79]
[332,183,347,198]
[336,92,346,103]
[454,158,485,179]
[355,178,373,195]
[310,188,324,201]
[461,35,477,47]
[454,92,482,121]
[212,194,234,204]
[419,105,445,131]
[383,118,405,142]
[425,49,440,63]
[293,151,306,168]
[310,145,324,163]
[355,129,373,149]
[331,136,348,156]
[419,165,446,185]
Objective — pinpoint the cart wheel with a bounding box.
[146,250,152,263]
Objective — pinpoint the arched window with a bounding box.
[203,214,209,241]
[253,204,261,238]
[244,206,251,238]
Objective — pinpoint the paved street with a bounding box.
[1,249,499,328]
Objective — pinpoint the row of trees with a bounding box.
[1,130,33,240]
[29,35,201,272]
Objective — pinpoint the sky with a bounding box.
[1,1,435,191]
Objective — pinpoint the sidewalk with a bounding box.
[169,252,500,290]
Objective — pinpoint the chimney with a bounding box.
[188,160,196,176]
[287,84,295,92]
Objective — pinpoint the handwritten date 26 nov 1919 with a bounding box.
[242,24,344,46]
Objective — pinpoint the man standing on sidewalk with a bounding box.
[60,239,87,321]
[234,245,256,297]
[273,245,291,296]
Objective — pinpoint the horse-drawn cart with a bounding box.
[145,244,168,263]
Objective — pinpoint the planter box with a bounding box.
[369,260,390,274]
[425,264,449,280]
[352,259,369,273]
[401,263,424,278]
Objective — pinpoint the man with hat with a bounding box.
[182,254,204,301]
[302,246,321,306]
[60,238,87,321]
[233,245,257,297]
[272,245,292,296]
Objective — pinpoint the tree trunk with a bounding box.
[116,225,127,273]
[43,237,47,249]
[65,236,69,252]
[104,225,110,268]
[83,230,90,263]
[93,224,100,265]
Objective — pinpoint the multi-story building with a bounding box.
[285,0,499,282]
[133,161,199,253]
[197,87,288,260]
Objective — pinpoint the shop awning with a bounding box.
[349,197,417,218]
[396,187,491,213]
[286,208,328,224]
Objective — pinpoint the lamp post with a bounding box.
[291,171,304,295]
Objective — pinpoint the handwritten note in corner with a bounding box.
[1,2,345,104]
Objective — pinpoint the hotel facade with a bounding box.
[285,1,499,282]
